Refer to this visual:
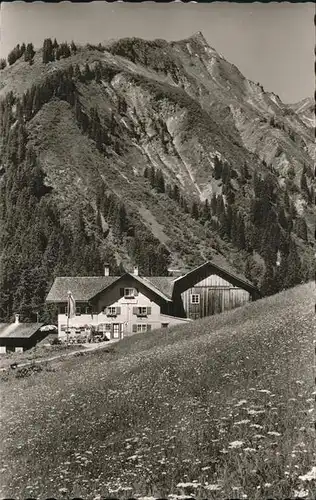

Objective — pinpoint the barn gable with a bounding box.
[173,261,259,298]
[172,261,260,320]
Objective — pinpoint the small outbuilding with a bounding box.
[0,315,52,353]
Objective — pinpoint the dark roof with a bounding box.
[46,260,259,305]
[174,259,259,295]
[46,276,120,302]
[0,323,44,339]
[143,276,175,299]
[133,276,174,301]
[46,274,174,303]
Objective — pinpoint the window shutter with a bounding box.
[116,307,121,315]
[147,307,151,315]
[147,324,152,332]
[132,324,137,333]
[120,288,124,297]
[133,307,138,315]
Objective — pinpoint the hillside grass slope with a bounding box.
[0,283,315,499]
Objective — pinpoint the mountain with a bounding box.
[0,36,314,321]
[288,97,315,130]
[1,282,314,498]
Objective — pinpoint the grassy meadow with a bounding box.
[0,283,315,499]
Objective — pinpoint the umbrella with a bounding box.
[40,325,58,332]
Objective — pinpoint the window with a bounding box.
[105,323,111,331]
[161,323,169,328]
[138,307,148,316]
[190,294,200,304]
[137,324,147,333]
[124,288,135,298]
[133,306,151,316]
[76,307,81,316]
[107,307,117,316]
[133,324,152,333]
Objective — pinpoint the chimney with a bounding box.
[104,264,110,276]
[15,314,20,324]
[133,266,139,276]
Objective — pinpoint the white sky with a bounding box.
[0,1,314,103]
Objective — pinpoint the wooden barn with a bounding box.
[172,261,261,320]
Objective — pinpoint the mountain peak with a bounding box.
[189,31,208,46]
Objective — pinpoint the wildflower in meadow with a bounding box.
[233,419,250,425]
[228,440,244,449]
[293,489,310,498]
[204,484,221,491]
[235,399,247,407]
[298,467,316,481]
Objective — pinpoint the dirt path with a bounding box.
[0,339,119,371]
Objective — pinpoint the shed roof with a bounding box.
[0,323,44,339]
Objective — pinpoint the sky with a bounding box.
[0,2,314,104]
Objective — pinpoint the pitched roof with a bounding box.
[143,276,175,299]
[132,276,174,301]
[46,276,120,302]
[46,274,174,303]
[0,323,44,339]
[174,259,259,294]
[46,259,259,304]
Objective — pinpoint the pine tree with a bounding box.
[213,156,222,180]
[24,43,35,63]
[221,162,231,185]
[300,171,309,199]
[0,59,6,70]
[149,166,156,188]
[70,41,77,53]
[74,64,81,80]
[201,199,211,222]
[236,214,246,249]
[283,240,302,288]
[82,63,92,81]
[260,264,276,296]
[42,38,54,63]
[211,193,217,214]
[225,204,233,239]
[309,185,314,205]
[59,42,71,59]
[295,218,308,241]
[230,206,239,245]
[95,62,102,83]
[7,45,22,66]
[155,170,165,193]
[216,194,225,217]
[191,201,199,219]
[244,257,253,281]
[219,210,229,238]
[180,195,189,213]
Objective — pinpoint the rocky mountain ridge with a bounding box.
[0,33,314,320]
